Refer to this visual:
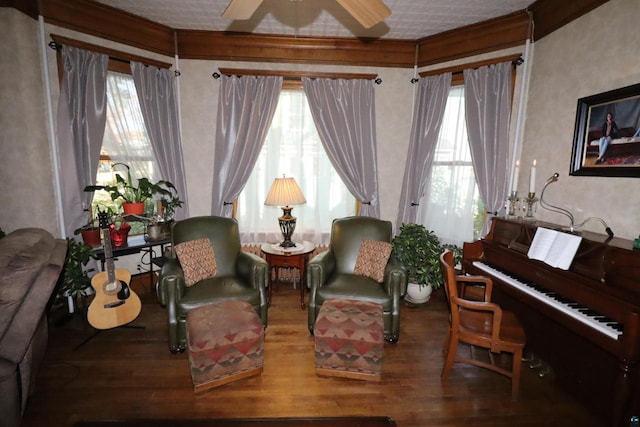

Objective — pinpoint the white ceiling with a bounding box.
[93,0,535,40]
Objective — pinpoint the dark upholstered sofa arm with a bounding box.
[307,250,336,290]
[384,257,408,297]
[237,251,268,290]
[0,228,67,427]
[237,251,269,325]
[157,256,185,307]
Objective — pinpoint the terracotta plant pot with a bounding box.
[80,227,102,247]
[122,202,144,216]
[109,222,131,247]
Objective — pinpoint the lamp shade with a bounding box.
[264,177,306,207]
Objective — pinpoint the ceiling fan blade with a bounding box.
[336,0,391,29]
[222,0,264,20]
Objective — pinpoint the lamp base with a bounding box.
[279,240,296,248]
[278,206,297,248]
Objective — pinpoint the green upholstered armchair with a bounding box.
[157,216,269,352]
[307,216,408,343]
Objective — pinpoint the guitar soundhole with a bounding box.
[104,281,119,294]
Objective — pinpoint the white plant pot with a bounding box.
[405,282,433,304]
[63,290,75,314]
[63,286,95,314]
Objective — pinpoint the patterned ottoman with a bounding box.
[314,298,384,381]
[186,300,264,393]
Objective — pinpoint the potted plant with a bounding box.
[85,163,177,216]
[160,188,183,221]
[109,214,132,247]
[391,223,444,304]
[55,238,97,314]
[75,221,101,247]
[74,208,102,247]
[158,185,183,237]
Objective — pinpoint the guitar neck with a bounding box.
[102,227,117,284]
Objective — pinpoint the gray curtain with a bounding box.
[302,78,380,218]
[211,74,282,217]
[395,73,451,232]
[464,61,512,235]
[56,45,108,238]
[131,61,189,220]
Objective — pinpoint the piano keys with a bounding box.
[472,261,623,340]
[463,217,640,427]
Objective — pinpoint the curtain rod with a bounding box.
[415,53,523,82]
[49,34,173,70]
[212,68,382,84]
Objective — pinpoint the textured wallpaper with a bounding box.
[522,0,640,239]
[0,10,58,235]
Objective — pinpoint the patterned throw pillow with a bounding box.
[353,239,392,283]
[174,238,217,287]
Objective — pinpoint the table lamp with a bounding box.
[264,176,306,248]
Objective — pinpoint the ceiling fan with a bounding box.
[222,0,391,29]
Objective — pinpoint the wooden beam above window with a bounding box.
[178,31,415,68]
[416,12,530,67]
[30,0,606,68]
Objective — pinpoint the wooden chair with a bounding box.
[439,250,526,401]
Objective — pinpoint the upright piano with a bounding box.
[463,217,640,426]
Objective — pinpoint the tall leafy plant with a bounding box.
[56,238,97,302]
[391,223,443,289]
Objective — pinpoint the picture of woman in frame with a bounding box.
[570,82,640,178]
[583,97,640,167]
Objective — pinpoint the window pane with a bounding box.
[418,86,484,246]
[237,90,355,245]
[92,71,162,233]
[102,72,161,183]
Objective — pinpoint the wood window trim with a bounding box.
[50,34,173,74]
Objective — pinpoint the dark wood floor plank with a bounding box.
[22,278,603,427]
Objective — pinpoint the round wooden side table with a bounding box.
[260,241,315,309]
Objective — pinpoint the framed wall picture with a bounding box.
[570,83,640,177]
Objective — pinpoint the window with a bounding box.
[91,71,162,233]
[417,85,484,246]
[237,90,355,245]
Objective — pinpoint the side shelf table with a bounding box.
[261,241,315,309]
[92,235,171,293]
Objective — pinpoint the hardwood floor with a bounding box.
[22,276,604,427]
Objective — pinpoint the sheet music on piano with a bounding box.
[527,227,582,270]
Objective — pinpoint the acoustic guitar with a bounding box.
[87,213,142,330]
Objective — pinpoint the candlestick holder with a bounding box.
[507,191,519,217]
[523,192,538,220]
